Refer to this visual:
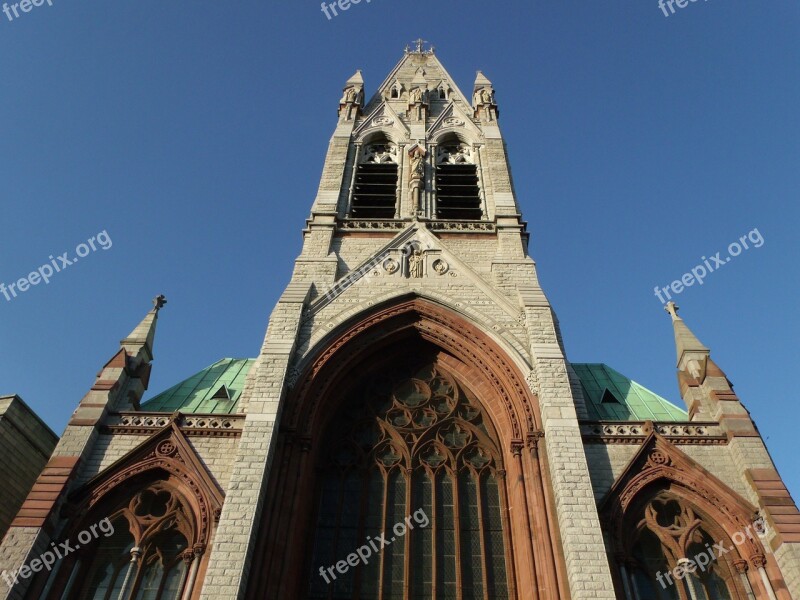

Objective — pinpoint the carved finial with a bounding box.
[152,294,167,312]
[407,39,433,55]
[664,301,679,321]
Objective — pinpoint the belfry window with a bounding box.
[307,358,511,599]
[350,139,398,219]
[435,141,482,220]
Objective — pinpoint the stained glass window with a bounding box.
[307,360,511,599]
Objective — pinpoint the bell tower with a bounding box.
[199,43,616,600]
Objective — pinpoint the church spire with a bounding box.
[121,294,167,363]
[665,301,709,380]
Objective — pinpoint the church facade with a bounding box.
[0,44,798,600]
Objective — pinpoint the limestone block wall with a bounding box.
[0,396,58,543]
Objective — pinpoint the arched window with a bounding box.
[306,359,511,599]
[435,137,483,220]
[65,484,193,600]
[350,137,399,219]
[621,493,743,600]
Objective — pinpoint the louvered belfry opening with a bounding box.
[350,141,398,219]
[436,141,482,220]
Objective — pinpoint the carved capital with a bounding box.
[510,440,525,457]
[733,559,749,574]
[750,554,767,569]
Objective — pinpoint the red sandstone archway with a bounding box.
[247,298,568,599]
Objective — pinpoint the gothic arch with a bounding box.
[287,297,540,441]
[33,424,224,600]
[247,298,566,599]
[357,127,407,146]
[601,433,790,600]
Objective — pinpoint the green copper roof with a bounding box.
[572,363,688,422]
[141,358,255,414]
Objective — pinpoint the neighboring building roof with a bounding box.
[571,363,688,422]
[140,358,255,414]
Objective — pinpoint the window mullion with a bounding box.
[475,473,490,600]
[452,470,463,600]
[403,469,412,600]
[378,469,389,600]
[431,471,438,599]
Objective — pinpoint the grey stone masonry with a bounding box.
[0,396,58,542]
[198,282,310,599]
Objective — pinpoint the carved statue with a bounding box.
[408,250,423,278]
[408,148,425,214]
[409,152,424,180]
[480,88,493,104]
[409,87,424,104]
[342,86,359,103]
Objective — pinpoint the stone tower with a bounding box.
[204,42,618,598]
[0,43,797,600]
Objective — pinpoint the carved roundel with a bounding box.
[157,440,178,457]
[443,116,465,127]
[648,449,670,467]
[432,259,449,275]
[372,116,394,127]
[383,258,400,274]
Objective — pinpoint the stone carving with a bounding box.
[339,219,405,230]
[372,116,394,126]
[408,145,426,214]
[343,86,359,103]
[110,413,244,437]
[429,221,495,232]
[474,88,494,105]
[432,259,448,275]
[286,366,302,389]
[383,258,399,274]
[409,87,424,104]
[408,250,423,278]
[526,369,539,395]
[443,116,464,127]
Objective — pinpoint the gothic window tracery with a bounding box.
[350,137,399,219]
[62,484,194,600]
[307,360,511,599]
[620,492,742,600]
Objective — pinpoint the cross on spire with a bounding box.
[665,301,680,320]
[406,39,434,55]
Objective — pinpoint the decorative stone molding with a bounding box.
[335,220,496,233]
[338,219,406,231]
[429,221,495,232]
[580,421,727,445]
[443,116,465,127]
[105,412,244,437]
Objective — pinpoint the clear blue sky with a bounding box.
[1,0,798,499]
